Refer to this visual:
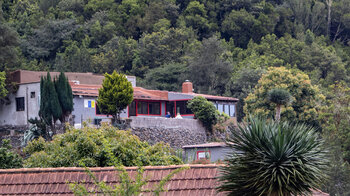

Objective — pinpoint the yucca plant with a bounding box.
[217,117,328,196]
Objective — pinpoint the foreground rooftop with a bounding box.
[0,164,329,196]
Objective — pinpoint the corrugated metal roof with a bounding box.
[183,142,227,149]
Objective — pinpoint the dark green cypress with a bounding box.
[55,72,73,122]
[47,73,62,123]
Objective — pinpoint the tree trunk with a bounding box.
[326,0,332,38]
[275,104,281,122]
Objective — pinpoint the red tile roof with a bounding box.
[11,70,106,85]
[70,83,236,102]
[133,87,168,101]
[0,164,329,196]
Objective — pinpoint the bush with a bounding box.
[0,139,22,169]
[217,117,328,196]
[187,96,218,133]
[24,124,182,167]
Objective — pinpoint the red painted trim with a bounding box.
[135,100,162,116]
[135,100,138,116]
[196,150,211,160]
[95,102,108,117]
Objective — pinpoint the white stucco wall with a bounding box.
[0,83,40,126]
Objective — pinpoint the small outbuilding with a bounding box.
[182,142,230,163]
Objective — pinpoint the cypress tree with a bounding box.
[39,73,62,132]
[47,73,62,123]
[55,72,73,122]
[39,76,52,126]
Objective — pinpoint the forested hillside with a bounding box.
[0,0,350,116]
[1,1,350,193]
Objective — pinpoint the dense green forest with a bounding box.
[2,0,350,121]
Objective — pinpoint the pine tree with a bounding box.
[55,72,73,122]
[97,71,133,124]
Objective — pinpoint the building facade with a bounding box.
[0,70,237,127]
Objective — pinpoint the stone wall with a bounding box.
[130,116,204,130]
[0,125,27,148]
[129,116,229,149]
[131,127,207,149]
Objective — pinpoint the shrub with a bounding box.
[187,96,218,133]
[217,117,328,196]
[0,139,22,169]
[24,124,182,167]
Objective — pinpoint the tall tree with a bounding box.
[0,22,19,70]
[267,88,292,121]
[39,72,62,136]
[97,71,133,124]
[244,67,324,126]
[188,35,231,95]
[54,72,73,123]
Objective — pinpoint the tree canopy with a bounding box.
[97,71,133,122]
[244,67,324,127]
[24,124,182,167]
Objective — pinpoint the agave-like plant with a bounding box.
[217,117,328,196]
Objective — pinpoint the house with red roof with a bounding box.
[0,70,238,127]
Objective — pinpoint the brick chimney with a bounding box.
[182,80,193,93]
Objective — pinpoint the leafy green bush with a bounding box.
[0,139,22,169]
[217,117,328,196]
[187,96,218,133]
[24,124,182,167]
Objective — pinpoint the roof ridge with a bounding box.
[0,164,221,174]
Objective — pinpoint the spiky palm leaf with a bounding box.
[217,117,328,196]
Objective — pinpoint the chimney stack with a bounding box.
[182,80,193,93]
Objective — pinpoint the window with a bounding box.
[224,104,229,115]
[176,101,193,115]
[149,102,160,115]
[16,97,25,111]
[229,105,235,117]
[30,92,35,98]
[137,101,161,115]
[137,101,148,114]
[218,104,223,113]
[197,151,210,160]
[129,101,136,116]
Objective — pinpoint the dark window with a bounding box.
[96,103,107,115]
[94,119,102,125]
[137,101,148,114]
[137,101,161,115]
[149,102,160,115]
[129,101,136,116]
[30,92,35,98]
[176,101,193,115]
[16,97,25,111]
